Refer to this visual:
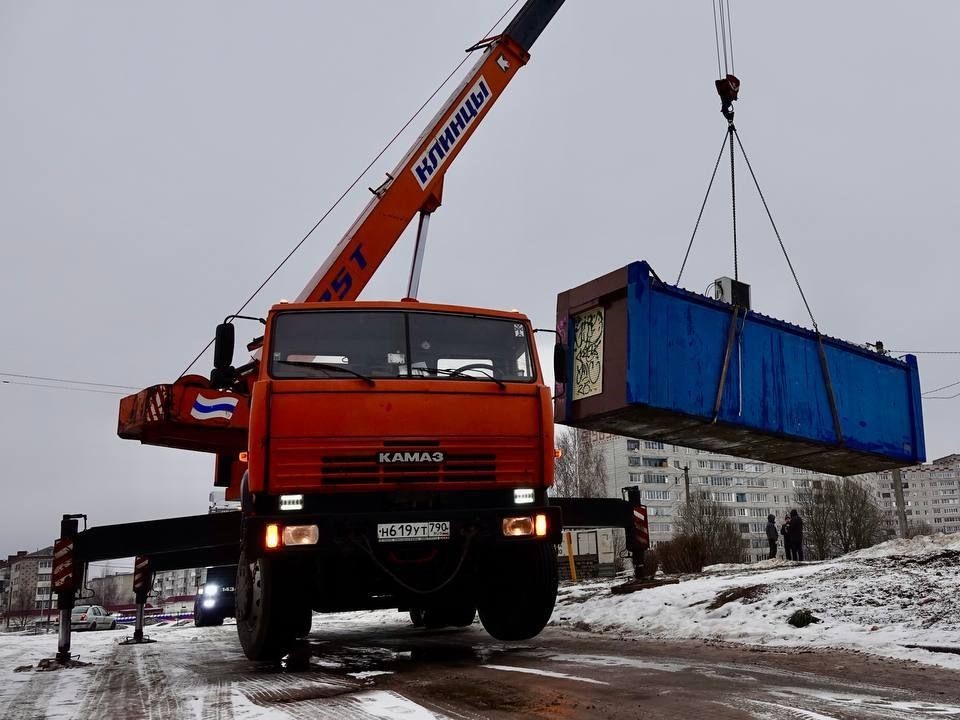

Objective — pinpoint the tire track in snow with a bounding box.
[201,680,234,720]
[3,672,57,720]
[75,640,186,719]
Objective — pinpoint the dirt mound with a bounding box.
[707,585,766,610]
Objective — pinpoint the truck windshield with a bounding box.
[269,311,536,383]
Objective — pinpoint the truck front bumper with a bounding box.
[244,503,562,555]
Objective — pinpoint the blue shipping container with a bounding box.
[554,261,925,476]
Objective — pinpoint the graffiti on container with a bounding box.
[573,307,604,400]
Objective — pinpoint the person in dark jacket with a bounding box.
[780,514,792,560]
[765,514,779,560]
[787,508,804,561]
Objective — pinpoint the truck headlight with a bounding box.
[502,516,535,536]
[202,584,219,596]
[282,524,319,546]
[202,598,216,609]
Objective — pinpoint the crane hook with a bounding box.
[715,74,740,122]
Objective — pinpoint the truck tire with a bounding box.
[477,542,557,641]
[235,547,310,661]
[448,605,477,628]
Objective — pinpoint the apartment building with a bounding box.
[875,454,960,535]
[4,547,54,626]
[153,566,206,600]
[0,560,9,613]
[595,434,882,562]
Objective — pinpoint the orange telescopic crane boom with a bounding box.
[297,0,565,305]
[118,0,567,468]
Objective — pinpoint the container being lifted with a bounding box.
[554,261,925,476]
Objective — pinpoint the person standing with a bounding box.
[765,514,779,560]
[780,514,792,560]
[787,508,804,561]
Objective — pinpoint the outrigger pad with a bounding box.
[554,261,925,476]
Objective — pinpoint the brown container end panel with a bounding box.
[554,265,629,427]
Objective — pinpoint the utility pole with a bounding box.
[684,466,691,506]
[891,467,909,537]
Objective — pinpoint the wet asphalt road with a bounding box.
[7,617,960,719]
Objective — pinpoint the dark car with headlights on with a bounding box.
[194,565,237,626]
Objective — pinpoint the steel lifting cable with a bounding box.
[724,0,735,76]
[676,131,730,285]
[732,128,842,441]
[729,123,738,281]
[732,129,819,331]
[711,0,724,78]
[178,0,523,378]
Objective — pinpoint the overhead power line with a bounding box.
[922,379,960,396]
[0,371,139,390]
[891,351,960,355]
[0,380,128,396]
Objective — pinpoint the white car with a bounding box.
[71,604,116,631]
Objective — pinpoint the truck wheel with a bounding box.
[235,547,308,661]
[477,543,557,641]
[448,604,477,628]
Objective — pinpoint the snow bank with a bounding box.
[552,532,960,669]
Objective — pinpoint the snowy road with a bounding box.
[3,614,960,719]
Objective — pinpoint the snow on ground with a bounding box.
[0,610,423,720]
[551,532,960,669]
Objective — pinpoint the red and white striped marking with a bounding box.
[633,506,650,546]
[133,556,151,592]
[52,538,75,591]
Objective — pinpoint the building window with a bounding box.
[738,523,750,534]
[627,439,640,451]
[736,508,748,516]
[735,493,747,503]
[628,457,642,467]
[644,490,672,501]
[714,492,734,502]
[644,441,664,450]
[645,473,668,484]
[642,457,668,468]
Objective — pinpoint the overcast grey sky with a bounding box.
[1,2,958,557]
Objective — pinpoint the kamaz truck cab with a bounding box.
[219,301,560,659]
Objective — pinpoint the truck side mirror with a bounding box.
[213,323,235,371]
[553,343,568,385]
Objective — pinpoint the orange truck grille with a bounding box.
[269,439,537,492]
[321,452,496,485]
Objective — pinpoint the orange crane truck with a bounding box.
[115,0,646,662]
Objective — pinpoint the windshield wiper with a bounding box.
[276,360,375,386]
[426,367,506,390]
